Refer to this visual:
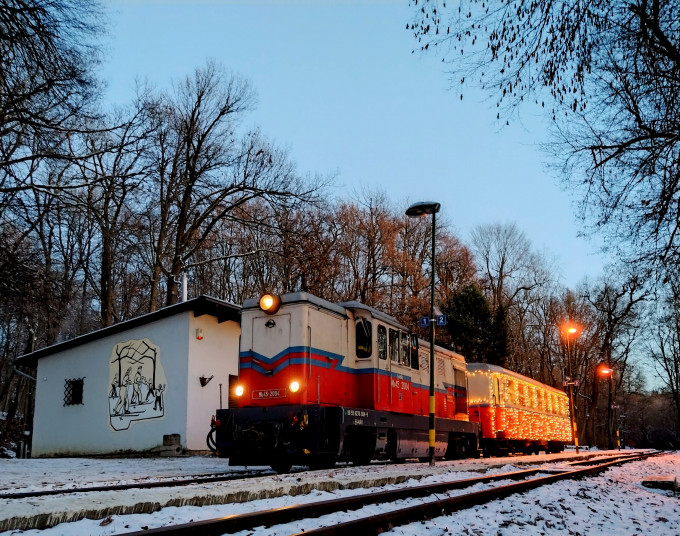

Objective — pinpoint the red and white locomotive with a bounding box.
[211,292,571,471]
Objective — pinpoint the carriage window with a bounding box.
[355,318,372,358]
[378,325,387,360]
[506,380,517,405]
[400,332,410,367]
[389,329,399,362]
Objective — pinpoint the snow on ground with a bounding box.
[0,455,263,493]
[0,450,678,536]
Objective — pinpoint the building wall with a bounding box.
[186,315,240,451]
[32,314,191,457]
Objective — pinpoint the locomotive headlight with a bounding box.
[289,381,300,393]
[234,385,245,397]
[259,293,282,315]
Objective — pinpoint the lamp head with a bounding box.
[405,201,441,218]
[561,322,581,337]
[598,364,614,376]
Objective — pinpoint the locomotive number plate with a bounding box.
[252,389,286,399]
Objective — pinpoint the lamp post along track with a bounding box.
[116,451,660,536]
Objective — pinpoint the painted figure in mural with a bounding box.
[109,339,167,431]
[153,384,165,411]
[146,377,154,401]
[113,366,132,415]
[109,373,119,398]
[132,365,143,404]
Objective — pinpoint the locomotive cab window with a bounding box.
[355,318,372,358]
[378,325,387,360]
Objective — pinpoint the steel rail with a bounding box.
[291,451,661,536]
[115,451,659,536]
[116,466,553,536]
[0,453,586,500]
[0,469,275,500]
[566,452,650,466]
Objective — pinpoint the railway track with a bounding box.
[114,451,661,536]
[0,468,278,500]
[0,451,617,500]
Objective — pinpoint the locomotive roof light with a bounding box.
[259,293,282,315]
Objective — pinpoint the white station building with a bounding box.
[16,296,241,457]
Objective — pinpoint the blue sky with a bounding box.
[102,0,608,289]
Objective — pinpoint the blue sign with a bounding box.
[420,316,430,327]
[436,315,447,326]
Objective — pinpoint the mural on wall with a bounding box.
[108,339,167,431]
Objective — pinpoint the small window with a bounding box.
[400,332,410,367]
[454,368,466,389]
[410,334,419,370]
[378,325,387,360]
[389,329,399,362]
[356,318,372,358]
[64,378,84,406]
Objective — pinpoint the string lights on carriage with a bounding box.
[468,369,572,442]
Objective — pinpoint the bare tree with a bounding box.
[650,278,680,438]
[0,0,103,187]
[333,193,401,308]
[471,222,552,367]
[410,0,680,277]
[587,273,647,447]
[471,222,544,310]
[140,62,323,307]
[66,104,153,326]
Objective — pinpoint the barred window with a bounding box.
[64,378,84,406]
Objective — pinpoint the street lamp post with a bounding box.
[598,365,619,450]
[406,201,440,466]
[563,325,580,454]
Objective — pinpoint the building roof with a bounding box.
[16,296,241,368]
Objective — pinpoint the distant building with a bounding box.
[16,296,240,457]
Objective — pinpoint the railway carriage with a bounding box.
[212,292,478,471]
[467,363,572,455]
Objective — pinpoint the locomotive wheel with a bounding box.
[456,440,469,459]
